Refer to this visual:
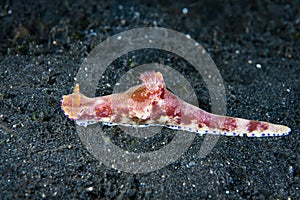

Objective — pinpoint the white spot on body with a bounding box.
[157,116,170,124]
[95,99,104,105]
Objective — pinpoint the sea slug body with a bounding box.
[61,71,291,137]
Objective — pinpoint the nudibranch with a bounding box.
[61,71,291,137]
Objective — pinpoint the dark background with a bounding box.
[0,0,299,199]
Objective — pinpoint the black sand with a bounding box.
[1,0,299,199]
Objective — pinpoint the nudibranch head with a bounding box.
[61,84,85,120]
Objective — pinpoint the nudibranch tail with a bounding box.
[199,113,291,137]
[61,71,291,137]
[159,101,291,137]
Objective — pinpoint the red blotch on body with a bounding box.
[260,123,268,130]
[94,103,112,118]
[131,86,150,102]
[198,112,211,129]
[247,121,268,132]
[163,92,181,124]
[159,88,165,99]
[222,117,237,131]
[198,123,203,128]
[151,101,157,106]
[165,104,181,118]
